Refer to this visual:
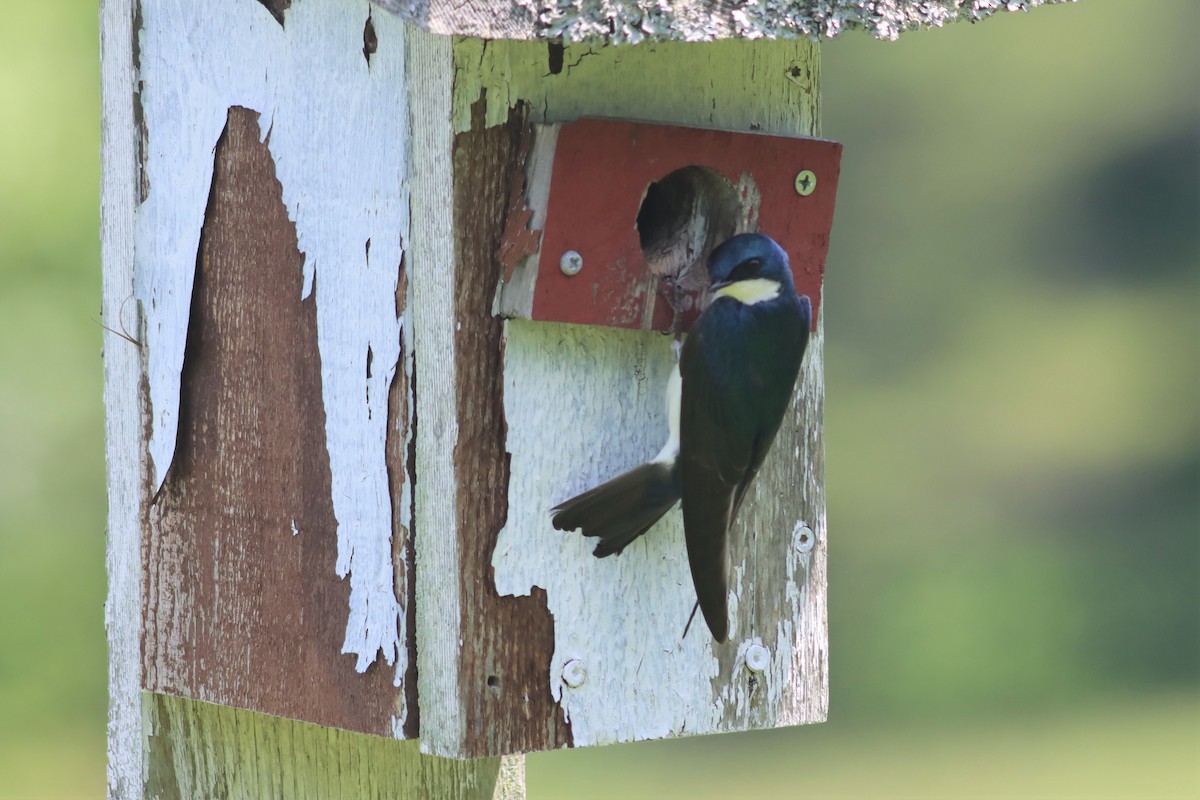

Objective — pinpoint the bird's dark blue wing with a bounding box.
[678,294,810,642]
[678,303,755,643]
[551,461,680,557]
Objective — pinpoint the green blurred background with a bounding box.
[1,1,1195,797]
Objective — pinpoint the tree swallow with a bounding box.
[551,233,812,642]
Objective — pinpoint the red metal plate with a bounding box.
[529,119,841,331]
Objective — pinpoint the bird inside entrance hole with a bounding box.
[551,232,812,642]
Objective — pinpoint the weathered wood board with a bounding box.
[410,34,829,757]
[143,693,505,800]
[492,319,827,747]
[101,0,143,793]
[143,103,409,735]
[103,0,431,794]
[129,0,413,732]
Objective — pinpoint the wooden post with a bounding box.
[103,0,1063,795]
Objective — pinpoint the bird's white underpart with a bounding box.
[652,342,683,464]
[713,277,781,305]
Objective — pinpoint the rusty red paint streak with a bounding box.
[532,119,840,332]
[497,124,543,282]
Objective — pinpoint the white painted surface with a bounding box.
[405,26,465,756]
[652,350,681,464]
[493,321,716,745]
[135,0,409,680]
[492,320,824,745]
[100,0,144,794]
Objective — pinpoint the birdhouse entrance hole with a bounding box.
[635,165,744,291]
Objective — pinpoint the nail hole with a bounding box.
[487,675,500,689]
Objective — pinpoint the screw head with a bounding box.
[562,659,587,688]
[560,250,584,276]
[796,523,815,553]
[794,169,817,197]
[745,644,770,673]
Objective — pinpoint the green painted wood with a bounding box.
[143,693,505,800]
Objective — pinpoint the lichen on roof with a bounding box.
[373,0,1071,43]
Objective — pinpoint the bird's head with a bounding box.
[706,233,795,304]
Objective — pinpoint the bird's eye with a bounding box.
[729,257,762,282]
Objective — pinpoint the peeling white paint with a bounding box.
[784,315,830,725]
[493,319,825,744]
[137,0,409,681]
[101,0,144,792]
[493,321,725,745]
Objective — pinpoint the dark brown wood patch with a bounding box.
[142,105,406,736]
[255,0,291,26]
[389,262,419,739]
[452,100,572,754]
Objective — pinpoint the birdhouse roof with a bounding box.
[371,0,1068,44]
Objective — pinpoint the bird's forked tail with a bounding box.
[550,461,681,557]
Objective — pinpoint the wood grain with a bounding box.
[142,105,405,736]
[100,0,145,793]
[133,5,413,681]
[408,26,467,757]
[143,693,502,800]
[452,101,573,755]
[409,33,576,758]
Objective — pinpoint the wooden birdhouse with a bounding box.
[101,0,1063,796]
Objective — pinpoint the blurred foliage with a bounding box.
[818,0,1199,726]
[0,0,1195,798]
[0,0,108,797]
[531,691,1199,799]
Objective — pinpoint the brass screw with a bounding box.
[794,169,817,197]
